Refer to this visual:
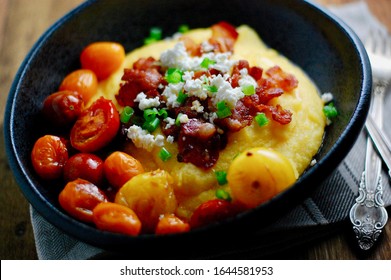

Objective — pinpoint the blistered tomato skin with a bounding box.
[59,69,98,103]
[42,90,84,126]
[80,42,125,80]
[70,97,120,153]
[189,199,239,228]
[155,214,190,235]
[92,202,141,236]
[31,135,68,180]
[103,151,144,189]
[63,153,104,186]
[59,178,108,223]
[227,147,297,208]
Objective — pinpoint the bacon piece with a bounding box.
[132,57,160,71]
[255,104,292,125]
[265,66,298,92]
[209,21,239,53]
[116,68,164,107]
[249,66,263,81]
[215,100,253,132]
[177,119,223,169]
[180,36,201,57]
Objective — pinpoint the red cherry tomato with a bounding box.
[155,214,190,235]
[70,97,120,153]
[92,202,141,236]
[59,178,108,223]
[103,151,144,189]
[42,90,84,126]
[189,199,239,228]
[59,69,98,103]
[31,135,68,180]
[63,153,104,186]
[80,42,125,80]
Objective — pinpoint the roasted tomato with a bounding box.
[189,199,239,228]
[70,97,120,153]
[63,153,104,186]
[103,151,144,189]
[31,135,68,180]
[59,178,108,223]
[42,90,84,126]
[92,202,141,236]
[155,214,190,235]
[80,42,125,80]
[59,69,98,103]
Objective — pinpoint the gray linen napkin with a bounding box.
[30,1,391,259]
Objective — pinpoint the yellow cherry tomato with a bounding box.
[115,169,177,233]
[59,69,98,103]
[227,147,297,208]
[80,42,125,80]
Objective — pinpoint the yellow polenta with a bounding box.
[92,26,326,219]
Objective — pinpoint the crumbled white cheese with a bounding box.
[164,117,176,129]
[134,92,160,110]
[179,114,189,124]
[238,70,258,89]
[201,41,214,53]
[321,92,334,104]
[166,135,175,143]
[209,52,235,73]
[160,42,236,73]
[191,100,204,113]
[310,159,317,166]
[162,82,184,108]
[184,77,209,100]
[210,74,244,108]
[126,125,164,152]
[203,112,218,124]
[160,42,201,70]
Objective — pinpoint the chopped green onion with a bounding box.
[176,91,188,104]
[165,68,183,84]
[175,113,183,126]
[159,147,172,162]
[150,27,162,40]
[158,109,168,119]
[200,57,216,69]
[204,85,218,93]
[216,101,232,119]
[323,102,338,119]
[143,108,158,122]
[144,27,162,45]
[216,189,231,201]
[142,117,160,133]
[120,106,134,123]
[242,84,255,96]
[178,24,189,34]
[254,112,269,127]
[215,170,228,185]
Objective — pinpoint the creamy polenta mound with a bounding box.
[90,23,326,226]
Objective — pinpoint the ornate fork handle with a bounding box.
[349,82,389,250]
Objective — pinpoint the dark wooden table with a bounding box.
[1,0,390,260]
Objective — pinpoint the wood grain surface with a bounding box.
[0,0,390,260]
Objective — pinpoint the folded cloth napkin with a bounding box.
[30,1,391,260]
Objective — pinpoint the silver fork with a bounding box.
[349,29,391,250]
